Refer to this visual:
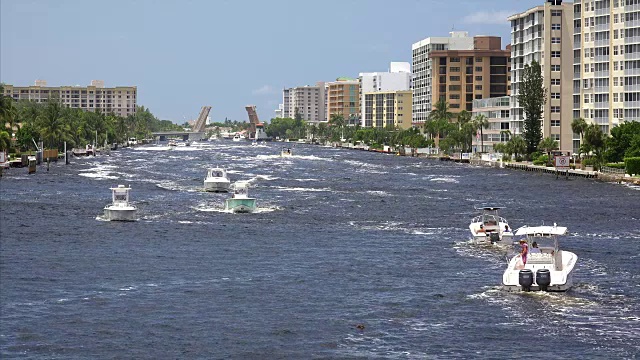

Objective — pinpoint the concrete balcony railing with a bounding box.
[595,39,610,47]
[625,36,640,45]
[595,55,609,63]
[624,84,640,92]
[595,71,610,78]
[594,86,609,93]
[624,101,640,108]
[595,102,610,109]
[624,68,640,76]
[625,52,640,61]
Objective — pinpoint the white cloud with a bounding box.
[252,85,275,95]
[462,10,514,25]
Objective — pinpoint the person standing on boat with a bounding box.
[519,239,529,265]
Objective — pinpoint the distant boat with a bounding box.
[168,140,178,148]
[103,185,137,221]
[280,147,293,157]
[224,181,257,213]
[204,167,231,192]
[232,134,243,142]
[469,206,513,246]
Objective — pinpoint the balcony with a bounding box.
[594,39,610,47]
[595,102,610,109]
[594,70,610,78]
[594,55,609,63]
[594,86,609,93]
[624,68,640,76]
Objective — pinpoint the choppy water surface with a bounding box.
[1,141,639,359]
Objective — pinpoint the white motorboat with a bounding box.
[502,224,577,292]
[251,140,258,147]
[168,140,178,148]
[232,134,243,142]
[204,167,231,192]
[469,206,513,245]
[280,147,293,157]
[224,181,257,213]
[103,185,137,221]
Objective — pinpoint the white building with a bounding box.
[359,62,412,127]
[411,31,474,126]
[472,96,511,153]
[280,82,326,124]
[274,103,284,118]
[509,1,574,152]
[572,0,636,153]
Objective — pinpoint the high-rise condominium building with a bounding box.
[429,36,511,117]
[509,1,574,152]
[1,80,137,118]
[363,90,413,129]
[326,77,360,122]
[412,31,474,126]
[359,62,412,127]
[280,82,326,124]
[573,0,637,153]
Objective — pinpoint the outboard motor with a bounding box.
[489,232,500,244]
[519,269,533,291]
[536,269,551,291]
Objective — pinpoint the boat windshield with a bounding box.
[114,193,127,201]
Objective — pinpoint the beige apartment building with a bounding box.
[509,1,574,152]
[363,90,412,129]
[429,36,511,117]
[326,77,360,122]
[280,82,326,124]
[2,80,137,118]
[572,0,636,153]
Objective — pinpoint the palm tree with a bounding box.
[571,117,588,158]
[508,135,527,161]
[425,100,454,150]
[538,136,559,166]
[37,101,68,149]
[473,114,490,153]
[0,130,11,151]
[329,114,345,140]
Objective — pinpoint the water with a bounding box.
[1,142,639,359]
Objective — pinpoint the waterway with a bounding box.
[1,141,639,359]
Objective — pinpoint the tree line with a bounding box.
[0,84,182,152]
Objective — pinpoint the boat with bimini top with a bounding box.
[103,185,137,221]
[224,181,257,213]
[469,206,513,245]
[502,224,577,292]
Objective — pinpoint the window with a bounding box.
[614,29,618,39]
[614,46,618,55]
[614,93,619,102]
[552,37,561,44]
[614,77,619,86]
[476,57,483,63]
[551,10,562,16]
[614,61,619,71]
[551,106,561,113]
[551,65,561,72]
[552,23,561,30]
[585,33,590,42]
[450,67,460,72]
[614,14,619,23]
[551,79,561,86]
[551,120,561,127]
[552,134,561,141]
[450,94,460,99]
[551,51,561,58]
[475,67,483,72]
[475,85,482,90]
[450,57,460,62]
[475,76,483,81]
[551,92,560,99]
[450,76,460,81]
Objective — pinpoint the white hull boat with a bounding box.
[502,224,577,292]
[204,168,231,192]
[224,181,257,213]
[103,185,137,221]
[469,206,514,246]
[232,134,243,142]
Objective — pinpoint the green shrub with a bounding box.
[582,158,596,166]
[531,151,542,161]
[625,157,640,175]
[605,162,626,169]
[533,154,549,165]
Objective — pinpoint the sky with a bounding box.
[1,0,542,124]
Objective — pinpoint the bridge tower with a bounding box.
[193,106,212,133]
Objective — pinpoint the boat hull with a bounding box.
[502,251,577,292]
[224,198,257,213]
[104,207,137,221]
[204,180,231,192]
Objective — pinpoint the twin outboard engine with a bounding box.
[518,269,533,291]
[489,232,500,244]
[536,269,551,291]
